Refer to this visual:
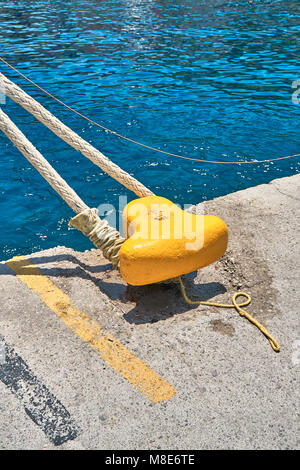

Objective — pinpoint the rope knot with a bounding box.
[69,208,125,269]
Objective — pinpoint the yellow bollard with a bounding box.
[119,196,228,285]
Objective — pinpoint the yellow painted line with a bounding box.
[6,256,176,403]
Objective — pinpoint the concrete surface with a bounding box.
[0,174,299,450]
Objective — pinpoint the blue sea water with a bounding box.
[0,0,299,260]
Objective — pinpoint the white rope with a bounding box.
[0,73,154,198]
[69,208,125,269]
[0,107,125,267]
[0,107,88,214]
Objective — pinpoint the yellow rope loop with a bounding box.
[178,277,280,352]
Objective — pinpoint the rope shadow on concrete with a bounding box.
[1,254,227,324]
[122,273,227,325]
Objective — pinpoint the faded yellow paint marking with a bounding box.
[6,256,176,403]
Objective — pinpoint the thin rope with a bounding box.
[178,276,280,352]
[1,57,299,166]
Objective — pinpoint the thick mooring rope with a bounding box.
[0,72,154,198]
[0,107,123,267]
[0,107,88,214]
[69,208,125,269]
